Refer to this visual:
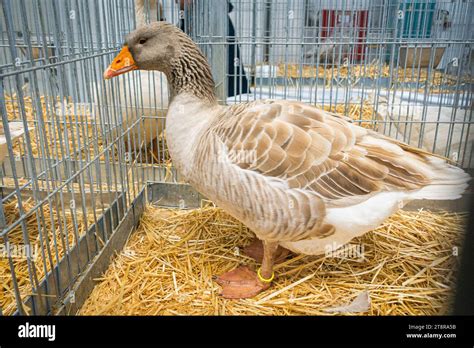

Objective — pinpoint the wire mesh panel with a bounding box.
[0,0,148,315]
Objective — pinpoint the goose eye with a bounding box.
[139,38,147,45]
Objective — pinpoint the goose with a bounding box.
[104,22,470,299]
[96,0,168,152]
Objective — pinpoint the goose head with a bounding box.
[104,22,178,78]
[104,21,216,101]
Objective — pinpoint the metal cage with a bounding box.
[0,0,472,315]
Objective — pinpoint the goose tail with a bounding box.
[410,157,470,201]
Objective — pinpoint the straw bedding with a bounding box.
[4,94,167,164]
[321,100,380,131]
[5,94,107,161]
[79,204,466,315]
[0,197,97,315]
[277,63,471,88]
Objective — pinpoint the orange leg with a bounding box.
[215,241,279,299]
[242,238,292,264]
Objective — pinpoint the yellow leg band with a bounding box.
[257,268,274,283]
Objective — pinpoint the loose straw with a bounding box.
[80,205,466,316]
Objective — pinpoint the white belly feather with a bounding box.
[280,191,407,255]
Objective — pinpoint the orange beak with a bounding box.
[103,46,138,79]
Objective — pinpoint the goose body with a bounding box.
[105,22,470,298]
[167,97,469,256]
[97,71,168,145]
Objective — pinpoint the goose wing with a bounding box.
[213,100,431,207]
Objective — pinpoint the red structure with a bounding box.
[321,9,369,62]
